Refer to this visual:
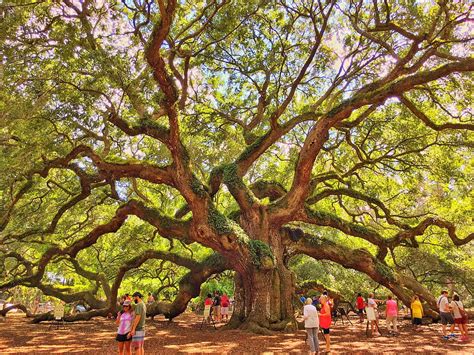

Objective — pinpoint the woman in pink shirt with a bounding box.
[385,295,398,335]
[116,300,134,355]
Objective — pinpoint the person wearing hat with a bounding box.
[130,292,146,355]
[115,300,134,355]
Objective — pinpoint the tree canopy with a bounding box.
[0,0,473,331]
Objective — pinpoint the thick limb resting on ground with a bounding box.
[27,252,228,323]
[0,304,33,318]
[284,227,439,317]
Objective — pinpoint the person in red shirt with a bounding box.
[319,295,332,353]
[220,293,230,322]
[204,293,213,323]
[356,293,365,323]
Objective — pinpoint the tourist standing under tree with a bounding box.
[451,294,469,342]
[116,300,134,355]
[356,293,365,323]
[213,291,221,322]
[303,298,320,355]
[146,293,154,304]
[130,292,146,355]
[367,293,380,336]
[220,292,230,322]
[204,293,213,323]
[385,295,398,335]
[411,295,423,331]
[319,295,332,353]
[437,290,455,340]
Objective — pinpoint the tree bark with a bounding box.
[228,230,297,334]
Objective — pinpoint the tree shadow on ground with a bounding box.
[0,313,472,354]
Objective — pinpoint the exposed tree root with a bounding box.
[239,320,274,335]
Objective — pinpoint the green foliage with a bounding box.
[208,207,233,234]
[190,174,208,197]
[221,163,242,188]
[248,240,274,269]
[374,261,396,282]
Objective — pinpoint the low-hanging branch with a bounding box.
[282,226,438,317]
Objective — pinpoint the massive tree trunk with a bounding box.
[228,226,297,334]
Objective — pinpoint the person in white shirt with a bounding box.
[303,298,320,355]
[437,290,455,339]
[367,293,381,336]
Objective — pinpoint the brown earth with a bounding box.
[0,312,472,354]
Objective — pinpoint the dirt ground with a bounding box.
[0,312,472,354]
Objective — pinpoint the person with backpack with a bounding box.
[437,290,455,340]
[220,292,230,322]
[451,294,469,342]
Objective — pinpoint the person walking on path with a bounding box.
[319,295,332,353]
[437,290,455,340]
[130,292,146,355]
[116,300,134,355]
[356,293,365,323]
[411,295,423,332]
[451,294,469,341]
[385,295,398,335]
[303,298,320,355]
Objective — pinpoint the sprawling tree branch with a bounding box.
[272,58,474,224]
[284,226,438,316]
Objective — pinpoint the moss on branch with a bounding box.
[221,163,242,188]
[236,134,267,163]
[374,260,396,282]
[208,207,233,234]
[190,174,208,197]
[248,240,274,269]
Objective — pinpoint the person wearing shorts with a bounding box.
[130,292,146,355]
[116,300,134,355]
[451,294,468,341]
[319,295,332,353]
[385,295,398,334]
[356,293,365,323]
[220,292,230,322]
[437,290,455,339]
